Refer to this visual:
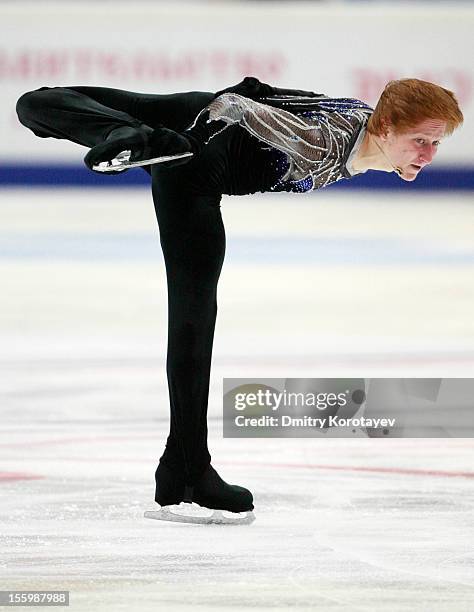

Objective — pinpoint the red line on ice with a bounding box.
[223,460,474,479]
[0,472,44,481]
[3,436,473,479]
[5,455,473,480]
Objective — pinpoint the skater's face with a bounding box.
[381,118,447,182]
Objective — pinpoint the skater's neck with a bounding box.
[351,132,395,174]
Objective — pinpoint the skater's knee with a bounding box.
[16,91,36,123]
[16,88,52,125]
[16,86,75,125]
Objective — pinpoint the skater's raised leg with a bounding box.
[16,86,214,169]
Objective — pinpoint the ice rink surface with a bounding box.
[1,187,474,611]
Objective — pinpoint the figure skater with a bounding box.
[16,76,463,524]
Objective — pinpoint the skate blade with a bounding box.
[92,150,193,172]
[144,504,255,526]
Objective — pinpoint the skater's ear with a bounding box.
[378,118,391,141]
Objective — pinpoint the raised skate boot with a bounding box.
[88,125,194,173]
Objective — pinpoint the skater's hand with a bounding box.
[148,128,194,167]
[215,76,273,100]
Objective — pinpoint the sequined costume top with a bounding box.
[193,92,373,194]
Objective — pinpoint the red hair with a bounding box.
[367,78,463,137]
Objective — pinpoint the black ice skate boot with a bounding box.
[192,465,254,513]
[149,463,255,525]
[86,125,194,173]
[154,462,187,507]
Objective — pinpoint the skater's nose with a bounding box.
[419,143,437,166]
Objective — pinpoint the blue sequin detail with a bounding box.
[270,151,314,193]
[292,175,314,192]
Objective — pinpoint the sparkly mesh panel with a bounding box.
[201,93,373,192]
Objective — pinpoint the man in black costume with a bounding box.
[16,76,462,522]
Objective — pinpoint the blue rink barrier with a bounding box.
[0,163,473,190]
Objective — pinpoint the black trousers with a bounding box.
[16,86,228,484]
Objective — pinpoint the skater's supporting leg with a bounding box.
[149,157,254,513]
[150,164,225,486]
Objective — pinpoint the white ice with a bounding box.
[1,188,473,611]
